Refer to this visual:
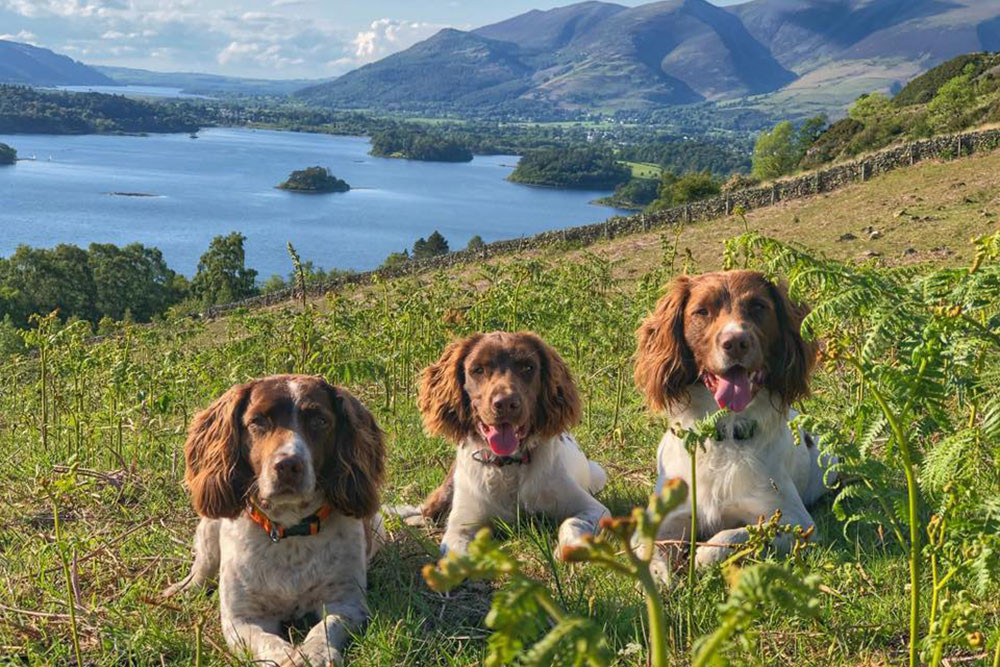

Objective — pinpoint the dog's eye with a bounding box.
[309,415,329,430]
[748,300,767,313]
[249,416,269,432]
[693,307,709,317]
[522,363,534,374]
[471,366,485,375]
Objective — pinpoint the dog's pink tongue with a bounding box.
[713,367,753,412]
[483,424,519,456]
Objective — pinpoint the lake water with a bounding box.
[54,84,213,99]
[0,128,623,277]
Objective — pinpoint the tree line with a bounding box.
[0,85,201,135]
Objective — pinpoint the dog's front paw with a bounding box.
[694,544,731,568]
[557,518,596,561]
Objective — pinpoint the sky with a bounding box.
[0,0,745,80]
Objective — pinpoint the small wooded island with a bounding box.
[0,142,16,165]
[370,129,473,162]
[277,166,350,193]
[509,147,631,189]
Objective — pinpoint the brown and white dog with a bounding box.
[413,331,609,558]
[634,271,835,571]
[162,375,385,667]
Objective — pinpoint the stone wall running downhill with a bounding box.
[202,127,1000,319]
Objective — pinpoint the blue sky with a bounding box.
[0,0,745,79]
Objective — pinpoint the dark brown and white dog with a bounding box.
[413,332,609,558]
[634,271,835,572]
[162,375,385,667]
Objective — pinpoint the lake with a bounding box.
[0,128,625,277]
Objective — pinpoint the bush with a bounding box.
[466,235,485,252]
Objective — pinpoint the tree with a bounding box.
[928,67,977,133]
[466,235,485,252]
[669,171,721,204]
[751,121,800,180]
[88,243,185,322]
[0,244,98,326]
[848,92,894,124]
[413,231,449,260]
[752,116,828,180]
[190,232,258,305]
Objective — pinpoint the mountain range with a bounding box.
[298,0,1000,113]
[0,39,115,86]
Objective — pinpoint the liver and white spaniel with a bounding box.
[162,375,385,667]
[634,271,835,571]
[414,332,609,559]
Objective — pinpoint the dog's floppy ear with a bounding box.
[321,382,386,519]
[634,276,699,412]
[184,383,254,519]
[526,333,581,438]
[418,334,482,442]
[765,280,817,406]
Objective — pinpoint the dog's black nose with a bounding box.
[492,393,521,418]
[719,330,751,355]
[274,456,304,481]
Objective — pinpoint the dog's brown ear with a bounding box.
[321,383,386,519]
[526,333,581,438]
[634,276,699,412]
[765,280,817,406]
[417,334,482,442]
[184,383,253,519]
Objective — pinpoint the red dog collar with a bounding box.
[247,502,334,543]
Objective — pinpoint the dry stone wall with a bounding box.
[203,127,1000,318]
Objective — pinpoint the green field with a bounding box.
[621,160,663,179]
[2,149,999,666]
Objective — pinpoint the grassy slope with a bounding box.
[2,150,999,666]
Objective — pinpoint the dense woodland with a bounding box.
[0,85,200,134]
[369,129,473,162]
[509,146,631,189]
[0,233,261,338]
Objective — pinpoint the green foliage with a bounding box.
[378,249,410,270]
[0,141,15,165]
[260,260,352,294]
[928,67,977,133]
[0,242,187,327]
[692,564,821,667]
[0,84,200,134]
[616,136,751,177]
[649,170,722,210]
[466,234,486,252]
[726,230,1000,666]
[370,128,473,162]
[412,231,450,260]
[189,232,258,306]
[510,147,631,189]
[752,117,827,180]
[599,177,660,209]
[894,53,998,106]
[277,166,350,193]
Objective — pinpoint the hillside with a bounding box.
[297,0,1000,114]
[2,145,998,666]
[0,39,115,86]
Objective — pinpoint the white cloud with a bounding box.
[0,1,447,78]
[351,18,441,61]
[0,29,37,43]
